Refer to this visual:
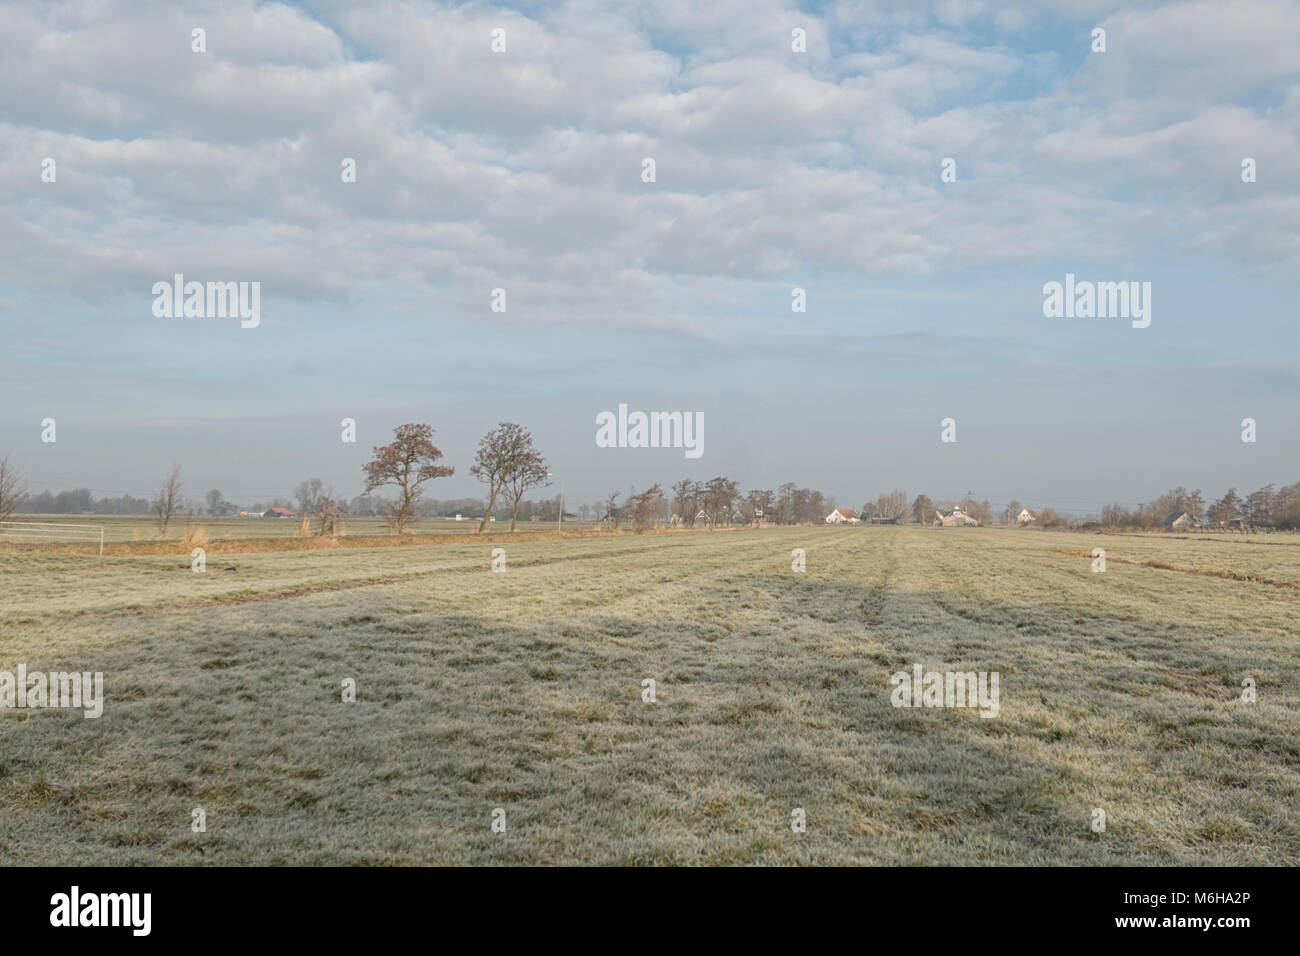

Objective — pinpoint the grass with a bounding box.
[0,514,616,555]
[1,526,1297,865]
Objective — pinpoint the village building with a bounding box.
[825,508,860,524]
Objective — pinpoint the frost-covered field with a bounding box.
[2,526,1296,864]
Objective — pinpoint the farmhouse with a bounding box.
[1017,508,1038,526]
[263,507,297,518]
[1164,511,1198,530]
[825,508,860,524]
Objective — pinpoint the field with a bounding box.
[0,514,574,549]
[1,526,1297,865]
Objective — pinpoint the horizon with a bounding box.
[2,0,1298,512]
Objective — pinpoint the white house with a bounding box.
[826,508,860,524]
[1017,508,1038,525]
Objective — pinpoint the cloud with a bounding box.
[1,0,1298,332]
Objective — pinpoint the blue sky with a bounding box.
[1,0,1297,515]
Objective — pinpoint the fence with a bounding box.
[0,521,105,556]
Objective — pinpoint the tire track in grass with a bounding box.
[1055,549,1300,591]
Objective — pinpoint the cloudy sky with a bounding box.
[1,0,1297,514]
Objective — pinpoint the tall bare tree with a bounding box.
[152,464,184,535]
[911,494,934,526]
[0,455,27,525]
[363,423,454,533]
[505,443,550,532]
[294,477,325,517]
[317,484,342,535]
[626,484,665,532]
[703,477,739,528]
[470,422,534,533]
[204,489,228,516]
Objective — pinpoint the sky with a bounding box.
[1,0,1297,516]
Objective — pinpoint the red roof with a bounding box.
[266,507,297,516]
[836,508,858,519]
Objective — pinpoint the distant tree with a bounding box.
[878,490,908,521]
[363,423,454,534]
[1003,499,1022,525]
[1101,502,1132,527]
[747,489,774,526]
[605,491,621,528]
[1209,488,1242,525]
[1274,481,1300,530]
[672,478,697,525]
[294,477,325,517]
[703,477,739,528]
[775,483,797,524]
[470,423,534,534]
[204,488,230,517]
[152,464,184,535]
[1038,507,1067,529]
[1244,485,1275,528]
[317,484,342,535]
[911,494,934,526]
[0,455,27,525]
[504,438,550,531]
[626,484,665,532]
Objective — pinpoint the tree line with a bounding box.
[4,432,1299,535]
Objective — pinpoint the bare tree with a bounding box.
[470,422,532,533]
[626,484,665,532]
[605,491,621,529]
[363,424,454,534]
[703,477,739,528]
[504,441,550,532]
[0,455,27,525]
[911,494,934,526]
[152,464,184,535]
[294,477,325,517]
[204,488,229,516]
[317,484,342,535]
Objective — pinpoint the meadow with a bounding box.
[0,514,571,548]
[1,525,1296,865]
